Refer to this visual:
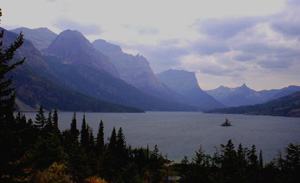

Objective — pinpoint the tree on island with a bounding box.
[221,118,232,126]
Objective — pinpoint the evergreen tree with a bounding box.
[52,109,59,131]
[35,106,46,131]
[193,145,206,166]
[70,111,79,141]
[108,127,117,153]
[96,120,105,153]
[88,126,95,149]
[259,149,264,170]
[80,114,89,149]
[0,11,26,181]
[45,110,53,131]
[0,20,25,122]
[116,127,126,152]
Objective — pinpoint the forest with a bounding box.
[1,13,300,183]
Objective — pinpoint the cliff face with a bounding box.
[157,69,225,110]
[44,30,120,78]
[92,39,181,101]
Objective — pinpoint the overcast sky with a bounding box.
[1,0,300,90]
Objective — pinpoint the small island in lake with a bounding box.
[221,118,232,127]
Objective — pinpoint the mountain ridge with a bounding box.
[156,69,225,110]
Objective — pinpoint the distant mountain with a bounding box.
[207,91,300,117]
[43,55,196,111]
[43,30,120,78]
[40,30,196,111]
[1,28,141,112]
[92,39,181,101]
[263,85,300,101]
[206,84,268,107]
[207,84,300,107]
[10,27,57,50]
[156,69,224,110]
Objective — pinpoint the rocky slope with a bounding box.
[156,69,224,110]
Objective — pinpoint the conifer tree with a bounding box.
[35,106,46,131]
[53,109,59,130]
[45,110,53,131]
[81,114,89,149]
[88,126,95,149]
[70,111,79,141]
[108,127,117,153]
[96,120,105,153]
[0,17,25,122]
[0,10,26,182]
[116,127,126,151]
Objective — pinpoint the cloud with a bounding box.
[159,39,180,46]
[258,59,293,70]
[271,21,300,37]
[137,26,159,35]
[53,19,102,35]
[234,54,256,62]
[194,17,258,39]
[192,39,230,55]
[122,24,159,35]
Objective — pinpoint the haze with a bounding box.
[1,0,300,90]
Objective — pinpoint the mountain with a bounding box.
[43,55,196,111]
[42,30,196,111]
[207,84,300,107]
[92,39,181,101]
[263,85,300,101]
[10,27,57,50]
[1,28,142,112]
[206,84,267,107]
[156,69,224,110]
[207,91,300,117]
[43,30,120,78]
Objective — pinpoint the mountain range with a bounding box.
[207,91,300,117]
[206,84,300,107]
[4,27,197,112]
[3,26,300,114]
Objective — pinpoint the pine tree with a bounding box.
[0,21,25,122]
[70,111,79,141]
[0,10,26,182]
[96,120,105,153]
[80,114,89,149]
[45,110,53,131]
[116,127,126,152]
[259,149,263,169]
[53,109,59,131]
[108,127,117,153]
[35,106,46,131]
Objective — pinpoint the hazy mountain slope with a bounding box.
[2,28,143,112]
[206,84,266,107]
[156,69,224,110]
[43,55,197,111]
[12,65,143,112]
[43,30,120,78]
[265,85,300,101]
[92,39,181,101]
[207,91,300,117]
[207,84,300,107]
[10,27,57,50]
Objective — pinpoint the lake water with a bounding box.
[22,112,300,163]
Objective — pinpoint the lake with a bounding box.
[22,111,300,163]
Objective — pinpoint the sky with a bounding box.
[1,0,300,90]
